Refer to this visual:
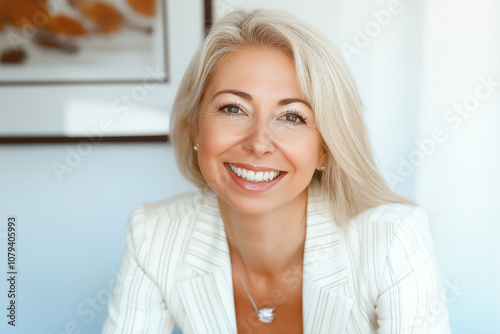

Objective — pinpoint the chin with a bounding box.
[215,191,281,217]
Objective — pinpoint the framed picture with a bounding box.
[0,0,168,85]
[0,0,213,143]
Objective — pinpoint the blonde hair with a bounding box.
[170,9,414,225]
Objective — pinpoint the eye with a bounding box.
[217,102,244,116]
[285,113,300,123]
[226,105,241,114]
[281,111,308,125]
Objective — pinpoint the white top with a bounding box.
[102,184,451,333]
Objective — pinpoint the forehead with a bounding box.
[216,45,294,69]
[204,46,301,97]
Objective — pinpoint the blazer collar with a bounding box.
[302,183,353,333]
[178,184,352,334]
[177,191,237,333]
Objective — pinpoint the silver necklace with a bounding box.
[232,250,303,324]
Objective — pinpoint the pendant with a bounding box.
[258,308,275,324]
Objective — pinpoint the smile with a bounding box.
[228,163,282,183]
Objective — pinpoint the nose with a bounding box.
[241,122,275,156]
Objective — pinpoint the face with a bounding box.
[195,46,325,216]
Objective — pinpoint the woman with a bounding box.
[103,9,450,334]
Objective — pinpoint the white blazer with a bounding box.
[102,184,450,333]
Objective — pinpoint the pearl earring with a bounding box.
[320,166,326,171]
[193,144,199,151]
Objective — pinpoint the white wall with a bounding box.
[0,0,498,332]
[417,1,500,332]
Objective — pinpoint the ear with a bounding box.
[315,145,328,171]
[190,119,200,147]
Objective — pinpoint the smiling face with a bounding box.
[195,46,325,216]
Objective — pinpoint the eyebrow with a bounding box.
[213,89,252,101]
[278,98,311,109]
[213,89,311,109]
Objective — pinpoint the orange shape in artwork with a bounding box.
[48,15,87,36]
[127,0,156,17]
[80,1,124,34]
[0,0,49,31]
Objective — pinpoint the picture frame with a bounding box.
[0,0,213,143]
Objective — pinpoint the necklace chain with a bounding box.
[232,248,303,324]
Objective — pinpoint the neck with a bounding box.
[218,188,308,277]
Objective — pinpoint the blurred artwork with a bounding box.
[0,0,167,83]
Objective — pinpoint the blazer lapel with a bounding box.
[303,184,354,333]
[177,192,237,334]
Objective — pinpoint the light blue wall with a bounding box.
[0,143,193,333]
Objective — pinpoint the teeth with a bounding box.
[255,172,263,182]
[228,164,281,183]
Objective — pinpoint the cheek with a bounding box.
[198,119,240,154]
[277,131,322,170]
[196,119,241,183]
[196,144,221,191]
[197,125,221,174]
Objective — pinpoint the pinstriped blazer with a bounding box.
[102,183,451,334]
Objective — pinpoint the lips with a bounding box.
[227,163,283,183]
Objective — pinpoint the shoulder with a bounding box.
[345,203,436,282]
[352,203,430,236]
[348,203,433,252]
[134,190,205,217]
[346,204,434,286]
[128,191,201,229]
[124,190,213,258]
